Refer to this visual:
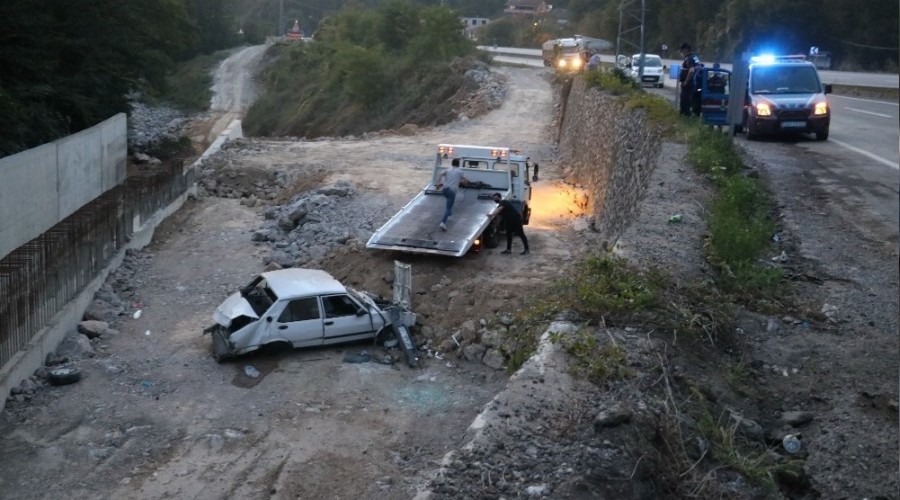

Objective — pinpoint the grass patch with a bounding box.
[500,255,736,373]
[583,67,639,95]
[696,411,778,491]
[684,124,783,297]
[625,92,681,131]
[550,327,634,385]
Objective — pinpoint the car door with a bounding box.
[273,296,324,348]
[320,294,376,344]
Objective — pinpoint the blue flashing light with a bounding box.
[751,54,776,64]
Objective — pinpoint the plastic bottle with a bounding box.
[782,434,801,454]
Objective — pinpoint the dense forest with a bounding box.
[0,0,896,156]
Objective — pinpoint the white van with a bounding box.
[629,53,664,88]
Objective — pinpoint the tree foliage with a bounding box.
[242,0,479,138]
[0,0,196,156]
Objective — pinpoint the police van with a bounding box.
[742,55,832,141]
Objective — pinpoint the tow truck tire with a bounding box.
[483,228,499,249]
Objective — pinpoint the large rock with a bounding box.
[77,320,112,339]
[56,333,96,360]
[84,299,123,323]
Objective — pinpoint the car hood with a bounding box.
[213,292,259,327]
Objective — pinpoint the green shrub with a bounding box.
[583,67,638,95]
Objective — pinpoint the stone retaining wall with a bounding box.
[557,78,662,247]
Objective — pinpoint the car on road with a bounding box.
[628,53,664,88]
[207,268,392,361]
[743,55,831,141]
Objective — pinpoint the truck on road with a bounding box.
[366,144,535,257]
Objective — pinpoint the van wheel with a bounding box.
[816,129,829,141]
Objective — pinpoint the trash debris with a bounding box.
[782,434,802,454]
[343,351,372,364]
[451,334,460,347]
[141,380,153,388]
[133,310,142,319]
[243,365,260,378]
[821,303,839,322]
[383,339,398,349]
[771,251,788,262]
[668,214,683,223]
[144,330,151,336]
[772,233,782,242]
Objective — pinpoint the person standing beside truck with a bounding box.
[678,42,702,116]
[435,158,469,231]
[491,193,530,255]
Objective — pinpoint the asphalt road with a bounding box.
[483,47,900,88]
[490,49,899,250]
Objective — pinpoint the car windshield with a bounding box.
[633,56,661,67]
[751,66,820,94]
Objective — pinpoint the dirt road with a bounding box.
[0,64,593,499]
[1,46,896,499]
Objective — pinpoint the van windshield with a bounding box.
[751,66,821,94]
[633,56,661,67]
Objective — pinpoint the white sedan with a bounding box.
[207,268,392,362]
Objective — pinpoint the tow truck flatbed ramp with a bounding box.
[367,188,502,257]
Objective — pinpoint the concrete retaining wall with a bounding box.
[557,78,663,246]
[0,114,127,260]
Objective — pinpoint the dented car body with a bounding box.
[208,268,392,362]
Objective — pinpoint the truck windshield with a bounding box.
[751,66,820,94]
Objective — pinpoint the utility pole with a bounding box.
[615,0,646,72]
[278,0,284,36]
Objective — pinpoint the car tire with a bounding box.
[48,367,81,386]
[746,121,759,140]
[816,129,829,141]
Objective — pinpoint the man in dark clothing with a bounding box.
[491,193,530,255]
[679,42,702,116]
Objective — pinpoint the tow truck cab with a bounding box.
[743,54,832,141]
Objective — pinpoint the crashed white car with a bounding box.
[207,268,393,362]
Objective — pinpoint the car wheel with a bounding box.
[816,129,829,141]
[745,120,759,140]
[48,367,81,386]
[482,224,500,249]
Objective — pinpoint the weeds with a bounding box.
[550,327,634,384]
[583,67,639,95]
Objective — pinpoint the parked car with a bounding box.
[743,55,831,141]
[207,268,392,362]
[628,53,664,88]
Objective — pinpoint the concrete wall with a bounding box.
[0,120,244,412]
[0,113,127,260]
[557,78,663,246]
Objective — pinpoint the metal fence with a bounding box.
[0,164,194,367]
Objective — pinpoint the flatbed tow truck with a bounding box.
[366,144,536,257]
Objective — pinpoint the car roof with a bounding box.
[260,268,347,298]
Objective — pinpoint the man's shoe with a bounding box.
[500,249,511,254]
[439,222,447,231]
[520,250,530,255]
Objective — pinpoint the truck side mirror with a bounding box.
[823,84,832,94]
[532,163,539,182]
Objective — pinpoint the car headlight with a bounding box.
[814,102,828,115]
[756,103,772,117]
[572,59,582,68]
[557,59,566,68]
